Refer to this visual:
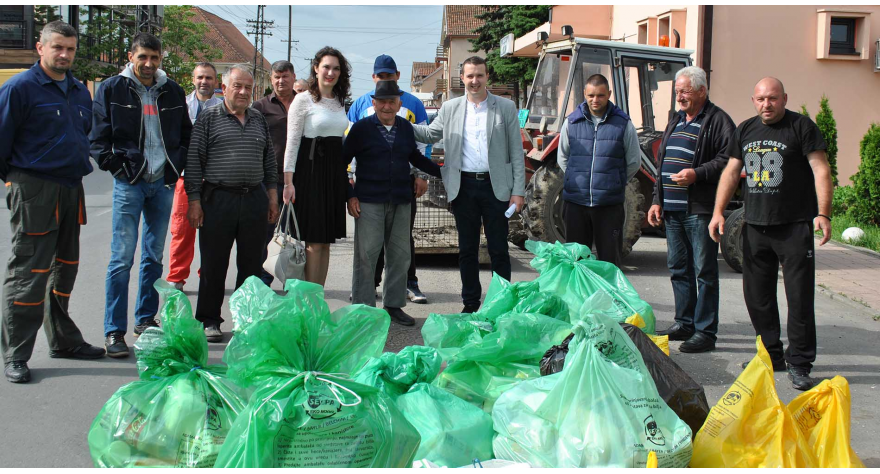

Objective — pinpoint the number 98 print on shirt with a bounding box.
[728,110,827,226]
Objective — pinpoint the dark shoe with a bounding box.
[133,318,160,337]
[788,364,816,391]
[679,332,716,353]
[385,307,416,326]
[49,342,106,359]
[407,282,428,304]
[205,325,223,343]
[741,358,787,372]
[105,332,130,358]
[655,322,695,341]
[461,304,480,314]
[5,361,30,383]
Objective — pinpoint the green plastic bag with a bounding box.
[352,346,494,467]
[492,312,693,468]
[480,273,570,322]
[526,240,656,334]
[213,277,421,468]
[435,360,541,413]
[88,281,247,468]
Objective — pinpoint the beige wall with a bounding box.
[611,6,700,54]
[710,5,880,183]
[550,5,612,38]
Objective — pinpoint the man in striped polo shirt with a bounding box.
[184,64,279,342]
[648,66,735,353]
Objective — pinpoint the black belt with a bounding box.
[461,171,490,180]
[202,181,262,202]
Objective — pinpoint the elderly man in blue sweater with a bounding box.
[343,81,441,326]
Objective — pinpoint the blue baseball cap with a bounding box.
[373,54,398,75]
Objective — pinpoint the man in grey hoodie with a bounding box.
[90,33,191,358]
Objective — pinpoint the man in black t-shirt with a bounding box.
[709,77,832,391]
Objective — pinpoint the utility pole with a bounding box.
[281,6,299,64]
[246,5,273,99]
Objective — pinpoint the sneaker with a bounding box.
[49,342,106,359]
[406,282,428,304]
[4,361,30,383]
[384,306,416,326]
[461,304,480,314]
[171,281,185,291]
[133,318,160,337]
[788,364,816,391]
[105,332,130,358]
[741,358,787,372]
[205,325,223,343]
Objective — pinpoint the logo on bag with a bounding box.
[596,340,615,357]
[304,390,342,420]
[205,406,221,431]
[644,415,666,446]
[722,391,742,406]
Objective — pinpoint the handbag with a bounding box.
[263,203,306,283]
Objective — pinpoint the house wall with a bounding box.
[550,5,612,39]
[611,6,700,56]
[710,5,880,183]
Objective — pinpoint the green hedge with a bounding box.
[850,123,880,226]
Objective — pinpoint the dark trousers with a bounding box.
[260,183,285,285]
[195,187,269,327]
[562,200,624,267]
[743,222,816,369]
[2,169,86,363]
[664,211,719,340]
[374,178,418,288]
[451,176,511,307]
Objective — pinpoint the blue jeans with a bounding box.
[664,211,719,340]
[104,178,175,335]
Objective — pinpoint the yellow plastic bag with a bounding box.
[788,376,865,468]
[624,314,669,355]
[690,336,817,468]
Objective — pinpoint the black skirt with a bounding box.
[292,136,347,244]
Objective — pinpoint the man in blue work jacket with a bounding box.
[0,21,106,383]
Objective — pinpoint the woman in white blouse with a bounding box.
[283,47,351,286]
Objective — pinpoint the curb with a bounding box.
[816,285,880,320]
[817,237,880,260]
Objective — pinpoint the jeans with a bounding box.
[103,178,175,335]
[664,211,719,340]
[451,176,511,307]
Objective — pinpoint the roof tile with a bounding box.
[190,7,271,70]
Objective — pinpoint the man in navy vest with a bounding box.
[558,74,640,267]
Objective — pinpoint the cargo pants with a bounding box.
[1,169,87,363]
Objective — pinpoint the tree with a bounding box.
[470,6,551,107]
[850,123,880,225]
[815,95,839,186]
[799,104,809,118]
[161,6,221,94]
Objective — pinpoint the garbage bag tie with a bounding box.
[302,371,363,407]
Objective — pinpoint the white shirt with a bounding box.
[283,92,349,174]
[460,96,489,172]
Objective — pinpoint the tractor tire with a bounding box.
[522,163,566,244]
[621,177,646,258]
[721,206,745,273]
[507,214,528,250]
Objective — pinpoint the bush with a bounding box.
[850,123,880,226]
[832,185,856,217]
[800,104,810,118]
[815,95,839,187]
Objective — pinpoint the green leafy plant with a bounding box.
[850,123,880,226]
[161,6,221,94]
[799,104,809,118]
[815,95,838,187]
[831,185,856,217]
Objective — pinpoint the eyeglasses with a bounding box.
[675,89,697,96]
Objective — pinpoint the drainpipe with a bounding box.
[700,5,714,88]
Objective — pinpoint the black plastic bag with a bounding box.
[539,324,710,436]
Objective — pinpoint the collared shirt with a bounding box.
[184,101,278,202]
[660,107,706,211]
[376,120,397,147]
[252,91,295,184]
[461,96,489,172]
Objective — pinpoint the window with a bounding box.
[829,18,857,55]
[0,5,26,49]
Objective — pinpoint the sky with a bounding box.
[200,5,444,99]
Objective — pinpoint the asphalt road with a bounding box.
[1,172,878,467]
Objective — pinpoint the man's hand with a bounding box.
[708,213,725,243]
[509,195,524,213]
[815,215,831,246]
[187,200,204,229]
[670,168,697,186]
[414,177,428,198]
[268,199,279,224]
[647,204,663,227]
[283,184,295,204]
[347,197,361,218]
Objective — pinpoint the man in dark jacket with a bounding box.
[0,21,106,383]
[558,74,641,268]
[647,66,735,354]
[343,81,441,326]
[90,32,192,358]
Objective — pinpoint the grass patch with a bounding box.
[819,214,880,253]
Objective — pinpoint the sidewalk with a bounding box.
[814,238,880,317]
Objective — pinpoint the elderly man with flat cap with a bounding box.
[343,81,441,326]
